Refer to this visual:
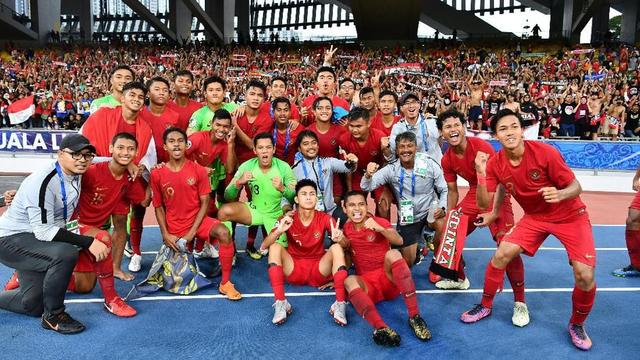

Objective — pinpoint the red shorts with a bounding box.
[74,225,111,272]
[360,268,399,304]
[286,257,332,287]
[113,178,148,214]
[175,216,221,241]
[460,195,515,243]
[502,211,596,267]
[630,191,640,210]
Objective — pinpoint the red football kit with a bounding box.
[235,111,274,164]
[259,101,301,121]
[306,122,347,158]
[167,99,202,130]
[186,131,228,167]
[301,94,350,125]
[486,140,595,266]
[338,128,386,192]
[369,113,400,137]
[272,123,304,166]
[140,107,181,163]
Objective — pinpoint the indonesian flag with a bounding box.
[7,96,35,125]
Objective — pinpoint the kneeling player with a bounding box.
[261,179,349,325]
[151,127,241,300]
[342,191,431,346]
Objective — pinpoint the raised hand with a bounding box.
[538,187,563,203]
[272,176,285,192]
[276,215,294,233]
[330,218,344,243]
[238,171,253,186]
[364,217,384,233]
[365,162,379,178]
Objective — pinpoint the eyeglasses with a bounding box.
[63,150,95,161]
[403,100,419,106]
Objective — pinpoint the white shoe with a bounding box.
[272,299,292,325]
[330,301,348,326]
[194,243,219,259]
[435,277,470,290]
[128,254,142,272]
[123,242,133,258]
[512,301,530,327]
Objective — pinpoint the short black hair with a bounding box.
[316,66,336,80]
[490,108,524,133]
[145,76,170,90]
[313,96,333,109]
[394,131,417,146]
[203,75,226,91]
[253,132,273,147]
[359,86,374,97]
[246,79,267,94]
[111,132,138,148]
[122,81,147,95]
[348,106,370,122]
[271,96,291,110]
[174,69,194,81]
[110,65,134,81]
[340,78,355,87]
[271,76,288,86]
[295,179,318,195]
[436,109,467,130]
[162,127,187,143]
[344,190,367,203]
[213,109,232,122]
[296,129,318,149]
[379,90,398,103]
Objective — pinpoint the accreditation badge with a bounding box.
[316,192,326,212]
[414,153,430,177]
[399,199,414,225]
[66,219,80,235]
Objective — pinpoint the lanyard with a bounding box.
[273,124,291,158]
[418,114,429,153]
[399,167,416,198]
[301,158,325,193]
[54,162,69,222]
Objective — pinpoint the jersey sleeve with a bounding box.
[196,164,212,196]
[280,161,297,203]
[485,156,499,193]
[441,154,457,183]
[545,145,576,189]
[186,133,201,160]
[150,169,164,208]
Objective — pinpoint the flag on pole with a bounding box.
[7,96,35,125]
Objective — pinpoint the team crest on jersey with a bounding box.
[367,234,376,242]
[251,125,258,133]
[528,169,541,181]
[330,139,337,146]
[187,177,196,185]
[313,231,321,239]
[165,186,175,197]
[370,150,379,156]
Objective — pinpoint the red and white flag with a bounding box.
[7,95,35,125]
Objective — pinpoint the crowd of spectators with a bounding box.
[1,39,639,140]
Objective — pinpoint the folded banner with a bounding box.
[430,207,470,280]
[0,129,73,152]
[570,49,594,54]
[489,80,508,86]
[7,96,35,125]
[584,73,606,81]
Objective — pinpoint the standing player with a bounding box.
[89,65,134,113]
[233,80,274,165]
[435,110,529,326]
[271,97,303,165]
[187,76,238,136]
[167,70,202,130]
[301,67,350,124]
[370,90,401,137]
[342,191,432,346]
[218,133,297,256]
[259,76,301,121]
[261,179,349,325]
[612,163,640,277]
[151,127,241,300]
[460,109,596,351]
[361,131,447,267]
[141,76,181,164]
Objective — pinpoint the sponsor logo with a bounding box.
[367,234,376,242]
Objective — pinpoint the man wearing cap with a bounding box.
[388,93,442,164]
[0,134,111,334]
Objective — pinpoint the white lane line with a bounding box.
[64,287,640,304]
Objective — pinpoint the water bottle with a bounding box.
[427,200,439,223]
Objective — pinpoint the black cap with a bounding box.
[400,92,420,105]
[60,134,96,153]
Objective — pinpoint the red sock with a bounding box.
[219,242,234,284]
[93,253,118,303]
[390,259,419,317]
[625,229,640,269]
[480,261,506,309]
[130,216,143,256]
[247,226,258,248]
[349,288,387,329]
[333,269,347,302]
[506,255,526,303]
[570,285,596,325]
[67,273,76,292]
[268,265,286,301]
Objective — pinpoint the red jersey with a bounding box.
[78,162,144,228]
[442,137,511,214]
[306,122,347,158]
[259,101,301,121]
[369,113,401,137]
[150,160,211,235]
[301,94,350,125]
[273,123,305,165]
[117,119,136,136]
[186,131,228,167]
[140,107,181,163]
[338,128,386,190]
[281,211,334,260]
[167,99,202,130]
[486,141,586,222]
[235,111,274,164]
[343,216,393,274]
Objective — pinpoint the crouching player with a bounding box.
[151,127,241,300]
[261,179,349,325]
[342,190,431,346]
